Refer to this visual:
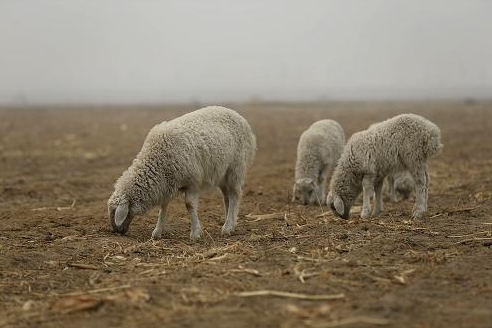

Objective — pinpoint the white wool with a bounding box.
[327,113,442,219]
[108,106,256,239]
[293,119,345,205]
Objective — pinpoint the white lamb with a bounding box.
[108,106,256,240]
[327,113,442,219]
[386,171,415,202]
[293,119,345,205]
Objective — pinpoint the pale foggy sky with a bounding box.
[0,0,491,104]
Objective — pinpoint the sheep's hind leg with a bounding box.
[388,174,398,202]
[185,190,202,240]
[424,168,429,210]
[219,184,230,217]
[372,179,384,217]
[411,168,427,219]
[361,175,375,219]
[222,185,241,236]
[152,198,170,239]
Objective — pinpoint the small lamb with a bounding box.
[293,119,345,205]
[108,106,256,240]
[327,113,442,219]
[386,171,415,202]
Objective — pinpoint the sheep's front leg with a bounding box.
[361,175,375,219]
[372,179,384,217]
[222,187,241,236]
[185,190,202,240]
[411,168,428,218]
[152,198,170,239]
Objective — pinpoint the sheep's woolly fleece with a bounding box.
[328,113,442,218]
[294,119,345,205]
[108,106,256,233]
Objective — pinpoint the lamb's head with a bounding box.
[108,192,144,234]
[326,168,362,220]
[292,178,319,205]
[326,191,351,220]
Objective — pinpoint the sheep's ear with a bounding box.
[326,191,333,204]
[333,195,345,216]
[114,203,129,227]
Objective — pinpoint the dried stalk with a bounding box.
[236,290,345,300]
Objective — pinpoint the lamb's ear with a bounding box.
[333,195,345,216]
[326,191,333,204]
[114,203,129,227]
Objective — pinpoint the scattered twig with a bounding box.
[54,284,132,297]
[453,237,492,245]
[207,253,228,261]
[310,316,390,327]
[229,266,262,277]
[67,263,100,270]
[447,231,490,238]
[236,290,345,300]
[481,222,492,225]
[31,200,77,212]
[294,265,319,283]
[57,200,77,211]
[363,274,392,284]
[294,255,332,263]
[245,212,287,222]
[445,204,482,215]
[316,211,332,218]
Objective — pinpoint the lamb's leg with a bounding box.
[317,180,327,206]
[388,174,398,202]
[219,185,230,218]
[424,168,429,210]
[185,190,202,240]
[372,179,384,217]
[317,166,330,205]
[222,185,241,236]
[152,198,170,239]
[410,168,427,218]
[361,175,375,219]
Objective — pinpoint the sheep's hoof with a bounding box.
[151,228,162,240]
[190,228,202,240]
[412,209,425,219]
[221,224,235,236]
[360,208,372,219]
[372,210,382,218]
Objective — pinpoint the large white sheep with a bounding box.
[327,114,442,219]
[293,119,345,205]
[108,106,256,240]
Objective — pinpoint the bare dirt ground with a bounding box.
[1,102,491,328]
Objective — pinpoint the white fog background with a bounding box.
[0,0,491,104]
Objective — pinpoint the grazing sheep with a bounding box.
[327,114,442,219]
[108,106,256,240]
[293,119,345,205]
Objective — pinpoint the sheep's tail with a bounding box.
[427,131,443,157]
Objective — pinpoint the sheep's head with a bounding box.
[292,178,319,205]
[326,191,351,220]
[108,194,138,234]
